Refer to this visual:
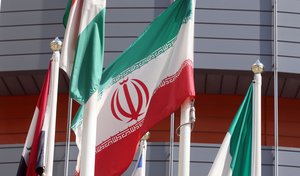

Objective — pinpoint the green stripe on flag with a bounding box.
[100,0,192,88]
[70,9,106,104]
[63,0,73,27]
[228,84,253,176]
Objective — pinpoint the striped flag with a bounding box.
[61,0,106,175]
[16,63,52,176]
[71,106,84,175]
[61,0,106,174]
[208,84,254,176]
[61,0,106,104]
[71,0,196,175]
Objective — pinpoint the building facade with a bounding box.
[0,0,300,175]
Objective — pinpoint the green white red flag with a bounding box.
[71,0,196,175]
[61,0,106,175]
[61,0,106,104]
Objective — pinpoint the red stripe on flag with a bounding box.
[26,63,51,176]
[142,63,195,132]
[95,63,195,175]
[71,0,76,8]
[71,0,76,7]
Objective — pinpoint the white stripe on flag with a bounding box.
[71,0,195,175]
[208,84,254,176]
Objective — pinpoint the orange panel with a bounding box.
[0,93,79,144]
[1,93,300,148]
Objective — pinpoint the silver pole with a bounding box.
[251,60,264,176]
[169,113,175,176]
[169,0,175,174]
[44,37,62,175]
[64,97,73,176]
[178,98,192,176]
[273,0,279,175]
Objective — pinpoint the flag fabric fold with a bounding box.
[71,106,84,175]
[60,0,106,172]
[208,84,253,176]
[16,62,52,176]
[61,0,106,104]
[71,0,196,175]
[61,0,106,175]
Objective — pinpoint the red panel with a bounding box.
[1,93,300,148]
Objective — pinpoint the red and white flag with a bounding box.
[16,63,52,176]
[71,0,196,175]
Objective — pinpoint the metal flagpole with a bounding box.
[80,93,98,175]
[131,132,150,176]
[44,37,62,175]
[273,0,279,175]
[178,98,195,176]
[251,60,264,176]
[141,132,150,176]
[64,97,73,176]
[169,0,175,175]
[169,113,174,176]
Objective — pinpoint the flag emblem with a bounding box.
[111,78,149,123]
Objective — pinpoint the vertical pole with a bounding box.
[251,60,264,176]
[44,37,62,175]
[132,132,150,176]
[178,98,192,176]
[273,0,279,175]
[64,97,73,176]
[169,113,174,176]
[169,1,175,176]
[169,0,175,173]
[141,139,147,176]
[140,132,149,176]
[80,92,98,176]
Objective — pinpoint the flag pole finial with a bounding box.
[50,37,62,52]
[251,60,264,74]
[142,132,150,141]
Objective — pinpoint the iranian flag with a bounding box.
[16,63,52,176]
[208,84,256,176]
[61,0,106,175]
[71,0,196,175]
[61,0,106,103]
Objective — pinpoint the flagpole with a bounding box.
[64,97,73,176]
[80,93,98,176]
[273,0,279,175]
[44,37,62,175]
[131,132,150,176]
[178,98,195,176]
[141,132,150,176]
[169,113,174,176]
[169,0,175,175]
[251,60,264,176]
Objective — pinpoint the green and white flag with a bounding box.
[209,84,255,176]
[61,0,106,104]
